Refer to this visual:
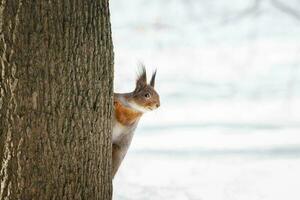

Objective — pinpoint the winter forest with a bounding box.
[112,0,300,199]
[1,0,300,199]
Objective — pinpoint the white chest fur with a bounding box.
[112,122,126,143]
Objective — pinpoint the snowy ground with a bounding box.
[114,154,300,200]
[110,0,300,199]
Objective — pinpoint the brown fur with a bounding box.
[130,84,160,110]
[112,65,160,179]
[112,144,122,177]
[114,99,142,126]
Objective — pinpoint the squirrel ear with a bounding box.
[136,64,147,87]
[150,70,157,87]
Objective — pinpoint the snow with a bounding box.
[114,155,300,200]
[110,0,300,199]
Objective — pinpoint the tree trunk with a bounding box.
[0,0,113,199]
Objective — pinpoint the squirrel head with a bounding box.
[128,65,160,113]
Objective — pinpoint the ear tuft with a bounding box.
[150,69,157,87]
[136,63,147,87]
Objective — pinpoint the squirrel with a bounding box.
[112,65,160,178]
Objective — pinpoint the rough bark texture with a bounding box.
[0,0,114,199]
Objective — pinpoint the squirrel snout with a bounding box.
[156,102,160,108]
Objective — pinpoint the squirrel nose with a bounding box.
[156,102,160,108]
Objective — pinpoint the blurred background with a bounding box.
[110,0,300,199]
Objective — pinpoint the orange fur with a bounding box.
[114,100,142,126]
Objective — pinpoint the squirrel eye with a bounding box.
[144,93,151,98]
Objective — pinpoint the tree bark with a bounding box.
[0,0,113,199]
